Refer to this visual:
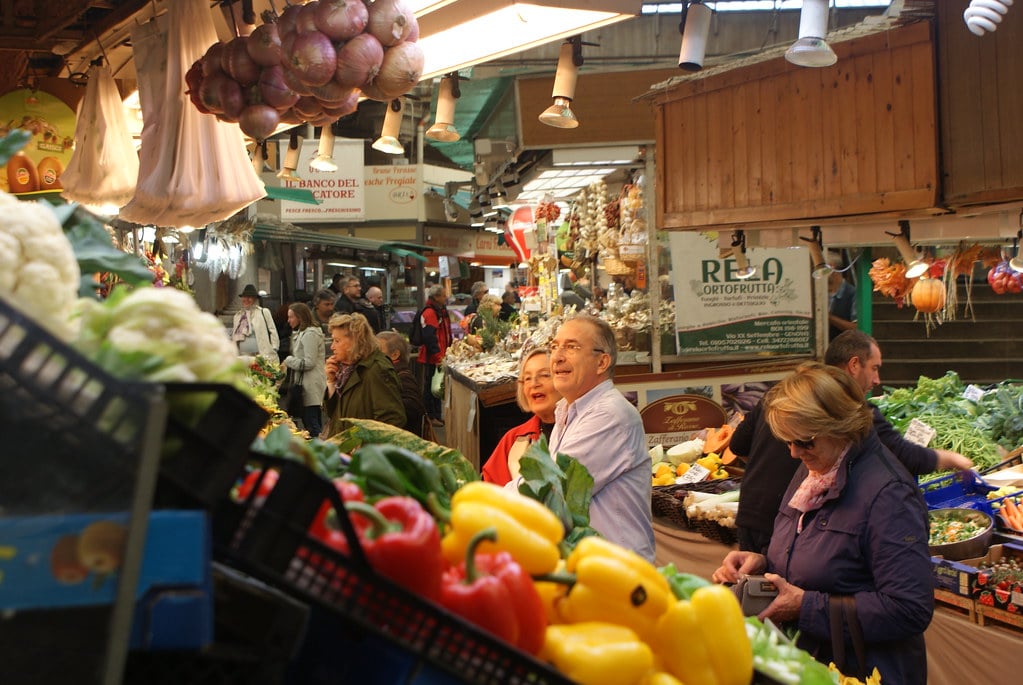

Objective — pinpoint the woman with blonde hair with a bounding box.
[322,313,405,438]
[712,362,932,683]
[281,302,327,437]
[482,346,562,485]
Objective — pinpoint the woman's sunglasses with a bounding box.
[785,436,816,450]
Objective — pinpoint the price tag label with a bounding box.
[904,418,937,447]
[963,384,986,402]
[678,463,710,484]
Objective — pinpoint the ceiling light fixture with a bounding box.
[785,0,837,68]
[415,0,642,80]
[426,74,461,142]
[888,220,930,279]
[731,230,756,280]
[800,226,833,280]
[277,128,304,181]
[678,1,712,72]
[309,125,338,172]
[372,98,406,154]
[1009,228,1023,273]
[539,37,581,129]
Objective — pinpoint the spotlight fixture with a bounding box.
[888,220,929,279]
[1010,228,1023,273]
[277,129,304,181]
[426,73,461,142]
[251,140,269,174]
[372,98,405,155]
[785,0,837,68]
[539,37,581,129]
[678,1,712,72]
[800,226,833,280]
[309,125,338,172]
[731,230,756,280]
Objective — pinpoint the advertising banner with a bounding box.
[0,89,76,195]
[279,138,364,222]
[669,232,813,356]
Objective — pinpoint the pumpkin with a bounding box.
[911,277,946,313]
[703,424,734,454]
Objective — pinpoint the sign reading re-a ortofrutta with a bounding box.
[279,138,365,222]
[669,232,813,356]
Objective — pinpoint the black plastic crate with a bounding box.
[0,296,166,685]
[156,383,268,509]
[212,455,573,685]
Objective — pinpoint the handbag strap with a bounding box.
[829,595,867,675]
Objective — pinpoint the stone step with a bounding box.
[872,317,1023,339]
[881,338,1021,359]
[872,297,1023,321]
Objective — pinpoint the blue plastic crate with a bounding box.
[920,470,997,510]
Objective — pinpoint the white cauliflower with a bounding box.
[76,286,245,385]
[0,190,81,340]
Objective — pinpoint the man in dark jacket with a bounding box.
[463,281,488,317]
[733,329,972,554]
[417,284,452,426]
[377,330,426,437]
[333,275,382,332]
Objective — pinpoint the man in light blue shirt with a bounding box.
[548,315,655,561]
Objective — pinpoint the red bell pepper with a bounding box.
[439,527,547,655]
[339,497,444,602]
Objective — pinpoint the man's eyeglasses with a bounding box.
[785,436,816,450]
[517,371,552,386]
[549,342,605,356]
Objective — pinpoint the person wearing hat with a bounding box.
[232,284,280,364]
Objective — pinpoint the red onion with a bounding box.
[363,40,423,101]
[279,108,305,126]
[247,23,283,67]
[295,3,320,34]
[321,96,359,119]
[334,32,384,88]
[367,0,415,47]
[199,71,239,114]
[281,65,314,96]
[202,42,226,77]
[277,3,303,37]
[239,104,282,141]
[310,80,356,105]
[259,65,301,110]
[308,112,339,128]
[285,30,338,87]
[294,95,325,120]
[314,0,369,42]
[405,15,419,43]
[222,36,262,87]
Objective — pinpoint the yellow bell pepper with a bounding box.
[696,453,722,471]
[557,536,671,641]
[653,584,752,685]
[710,467,729,480]
[441,481,563,575]
[652,472,675,487]
[639,672,685,685]
[675,463,690,477]
[540,622,654,685]
[534,560,569,624]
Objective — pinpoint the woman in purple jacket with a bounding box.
[714,363,933,684]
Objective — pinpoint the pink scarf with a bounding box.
[788,446,850,519]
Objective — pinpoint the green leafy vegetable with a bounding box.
[60,205,152,295]
[745,616,838,685]
[658,562,711,600]
[0,129,31,166]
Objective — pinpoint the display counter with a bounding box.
[653,518,1023,685]
[444,368,529,472]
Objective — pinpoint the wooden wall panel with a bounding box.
[938,1,1023,206]
[652,21,940,231]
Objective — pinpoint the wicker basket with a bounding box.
[602,256,635,276]
[651,478,742,530]
[691,518,738,546]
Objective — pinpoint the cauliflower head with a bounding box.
[0,190,81,340]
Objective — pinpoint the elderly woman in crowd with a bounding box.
[322,313,406,438]
[712,362,933,684]
[482,346,562,485]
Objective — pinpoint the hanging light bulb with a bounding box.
[426,74,461,142]
[309,125,338,172]
[785,0,837,68]
[372,98,406,154]
[731,230,756,280]
[889,220,929,279]
[800,227,833,280]
[277,128,305,181]
[678,1,713,72]
[539,38,580,129]
[1009,229,1023,273]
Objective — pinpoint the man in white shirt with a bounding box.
[548,315,655,560]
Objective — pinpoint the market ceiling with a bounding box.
[0,2,930,177]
